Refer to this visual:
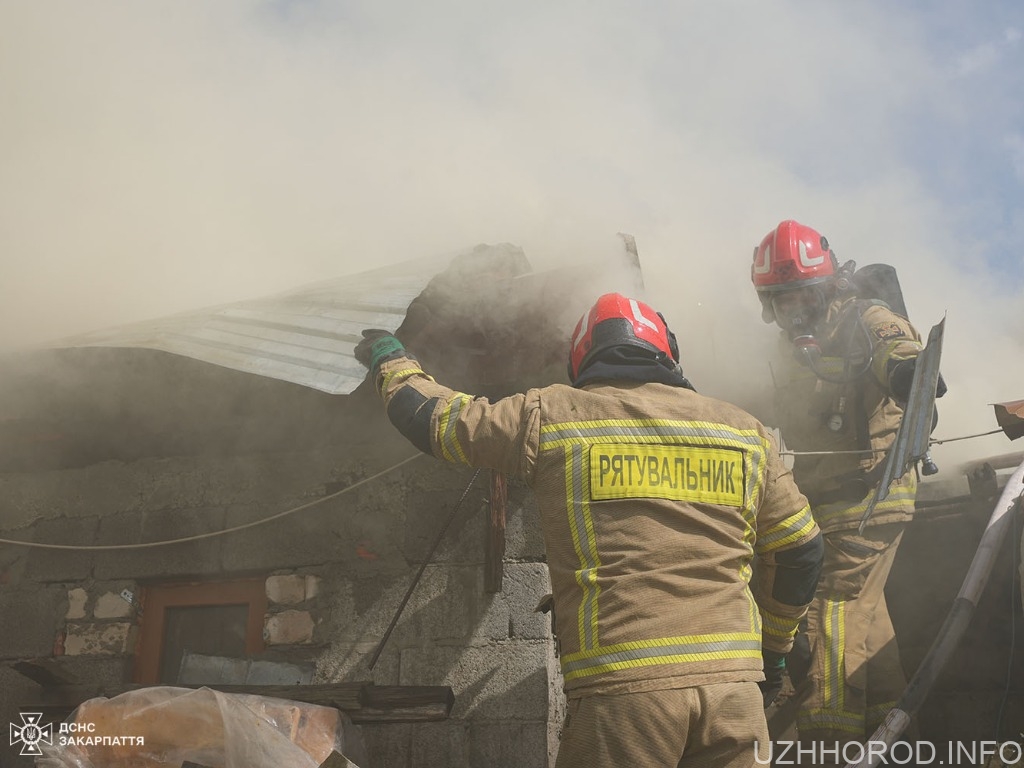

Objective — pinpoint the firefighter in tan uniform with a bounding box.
[751,220,945,752]
[356,292,823,768]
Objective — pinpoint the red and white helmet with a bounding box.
[568,293,678,382]
[752,220,839,325]
[751,220,837,294]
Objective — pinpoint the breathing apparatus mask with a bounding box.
[771,260,858,363]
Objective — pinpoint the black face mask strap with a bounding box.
[657,312,680,362]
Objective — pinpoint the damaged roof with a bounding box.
[46,241,614,397]
[46,239,643,395]
[47,248,464,395]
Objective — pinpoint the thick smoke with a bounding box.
[2,2,1022,472]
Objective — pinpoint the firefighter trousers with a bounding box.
[555,682,768,768]
[797,523,908,756]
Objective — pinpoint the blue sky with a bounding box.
[1,0,1021,465]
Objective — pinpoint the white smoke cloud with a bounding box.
[2,0,1022,468]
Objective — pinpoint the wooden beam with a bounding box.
[355,684,455,724]
[484,470,507,593]
[30,682,454,725]
[11,658,81,687]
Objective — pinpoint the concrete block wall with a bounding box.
[0,434,564,768]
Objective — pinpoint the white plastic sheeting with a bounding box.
[37,686,367,768]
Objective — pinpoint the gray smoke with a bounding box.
[2,2,1022,471]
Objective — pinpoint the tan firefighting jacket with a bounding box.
[773,297,923,533]
[375,356,819,697]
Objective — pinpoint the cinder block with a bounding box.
[221,500,386,573]
[315,640,400,686]
[92,508,224,580]
[359,722,473,768]
[360,723,412,768]
[386,564,511,644]
[24,515,100,581]
[399,642,553,720]
[0,586,68,658]
[0,549,27,587]
[469,721,550,768]
[0,665,44,768]
[407,721,471,767]
[503,489,547,561]
[503,563,553,640]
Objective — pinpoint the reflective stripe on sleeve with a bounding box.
[379,365,431,395]
[813,478,916,528]
[437,393,472,465]
[565,443,601,650]
[759,609,801,641]
[757,504,816,552]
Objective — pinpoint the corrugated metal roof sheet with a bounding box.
[50,245,516,395]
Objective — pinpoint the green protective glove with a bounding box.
[758,649,786,708]
[354,329,406,372]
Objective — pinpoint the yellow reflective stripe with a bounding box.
[437,394,471,465]
[810,356,847,377]
[758,504,816,552]
[739,522,758,634]
[760,609,800,640]
[748,586,761,635]
[379,366,431,395]
[813,480,916,526]
[823,598,845,710]
[539,419,764,449]
[578,448,600,648]
[564,445,601,650]
[561,632,762,681]
[797,708,865,735]
[872,339,922,382]
[540,418,768,524]
[879,339,920,361]
[541,418,773,659]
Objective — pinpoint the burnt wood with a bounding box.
[484,470,507,593]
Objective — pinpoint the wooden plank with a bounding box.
[11,658,80,687]
[32,682,455,725]
[484,470,507,593]
[354,684,454,724]
[348,703,452,724]
[39,682,367,711]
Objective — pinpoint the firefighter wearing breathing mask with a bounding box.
[751,220,944,751]
[357,292,822,768]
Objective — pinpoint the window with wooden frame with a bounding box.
[133,578,267,684]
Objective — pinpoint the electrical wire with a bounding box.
[0,426,1011,550]
[779,426,1007,458]
[928,428,1005,445]
[0,453,424,551]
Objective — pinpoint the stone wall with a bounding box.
[0,372,564,768]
